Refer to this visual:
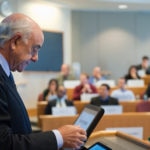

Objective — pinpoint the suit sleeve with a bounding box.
[0,83,57,150]
[90,98,95,105]
[45,102,52,114]
[0,125,57,150]
[114,98,119,105]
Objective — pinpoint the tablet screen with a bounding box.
[74,104,104,137]
[89,144,107,150]
[88,142,112,150]
[74,107,98,130]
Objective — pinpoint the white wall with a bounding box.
[4,1,150,109]
[72,11,150,80]
[8,0,72,108]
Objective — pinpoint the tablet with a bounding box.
[88,142,112,150]
[74,104,104,137]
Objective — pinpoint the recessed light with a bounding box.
[0,1,12,17]
[118,4,128,9]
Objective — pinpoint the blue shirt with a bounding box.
[111,88,135,101]
[89,76,106,85]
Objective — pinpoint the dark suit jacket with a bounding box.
[0,65,57,150]
[90,96,119,106]
[136,64,150,75]
[45,99,74,114]
[124,74,141,81]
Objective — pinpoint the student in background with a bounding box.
[0,13,86,150]
[111,77,135,101]
[57,63,76,85]
[89,66,106,85]
[124,65,141,81]
[73,73,97,100]
[136,56,150,75]
[38,78,58,101]
[45,85,74,114]
[142,83,150,100]
[90,84,119,106]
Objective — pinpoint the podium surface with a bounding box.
[85,131,150,150]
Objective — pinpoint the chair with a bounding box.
[38,93,44,101]
[136,101,150,112]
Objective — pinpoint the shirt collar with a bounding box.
[120,88,126,92]
[0,53,10,77]
[58,95,66,102]
[100,96,109,101]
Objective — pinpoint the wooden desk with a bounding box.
[73,101,89,113]
[37,101,47,126]
[37,100,143,118]
[37,100,145,127]
[66,88,74,100]
[110,86,147,97]
[40,112,150,140]
[66,86,147,100]
[73,101,142,114]
[142,75,150,85]
[119,101,141,112]
[27,108,37,117]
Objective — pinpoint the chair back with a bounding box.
[136,101,150,112]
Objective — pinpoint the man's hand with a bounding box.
[58,125,87,149]
[83,84,92,93]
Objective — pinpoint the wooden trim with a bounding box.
[27,108,37,117]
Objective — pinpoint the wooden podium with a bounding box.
[85,131,150,150]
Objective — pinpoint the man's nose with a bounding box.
[31,53,38,62]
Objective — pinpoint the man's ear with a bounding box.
[10,34,22,49]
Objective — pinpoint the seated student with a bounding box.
[45,85,74,114]
[136,56,150,75]
[57,63,76,85]
[142,83,150,100]
[38,78,58,101]
[73,73,97,100]
[124,65,141,81]
[90,84,119,106]
[111,77,135,101]
[89,66,106,85]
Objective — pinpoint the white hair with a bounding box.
[0,19,33,46]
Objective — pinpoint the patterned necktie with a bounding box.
[58,98,62,107]
[9,72,15,83]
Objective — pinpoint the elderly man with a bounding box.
[89,66,106,85]
[0,13,86,150]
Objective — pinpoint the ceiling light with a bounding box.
[118,4,128,9]
[0,0,12,17]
